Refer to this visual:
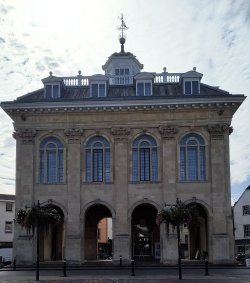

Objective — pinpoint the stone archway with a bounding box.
[84,204,112,260]
[131,203,160,261]
[40,205,65,261]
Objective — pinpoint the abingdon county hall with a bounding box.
[1,22,245,265]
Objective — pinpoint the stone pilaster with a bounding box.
[207,124,234,263]
[111,127,130,261]
[158,125,178,263]
[13,129,37,264]
[64,128,84,263]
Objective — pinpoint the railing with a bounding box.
[61,73,181,87]
[154,73,181,83]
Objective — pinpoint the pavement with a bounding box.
[1,267,250,283]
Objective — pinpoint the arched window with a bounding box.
[132,134,158,182]
[39,137,64,184]
[180,133,206,181]
[86,136,110,182]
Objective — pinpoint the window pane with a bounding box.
[120,69,124,75]
[53,85,59,98]
[91,84,98,97]
[47,150,57,183]
[244,225,250,237]
[185,81,191,94]
[5,221,13,233]
[58,149,63,182]
[192,81,199,94]
[243,205,250,215]
[99,84,105,97]
[180,147,186,181]
[93,149,103,182]
[145,83,152,96]
[46,85,52,98]
[6,202,13,212]
[140,148,150,181]
[137,83,144,96]
[132,149,139,181]
[125,69,129,75]
[187,147,198,180]
[105,149,110,182]
[151,148,158,181]
[199,147,206,180]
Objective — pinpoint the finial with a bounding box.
[163,67,167,73]
[193,67,196,71]
[49,71,53,76]
[117,14,128,53]
[78,70,82,75]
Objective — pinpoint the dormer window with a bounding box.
[184,80,199,95]
[136,81,152,96]
[115,68,130,85]
[91,83,106,97]
[45,84,60,99]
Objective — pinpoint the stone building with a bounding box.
[1,20,245,264]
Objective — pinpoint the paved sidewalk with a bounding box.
[1,274,250,283]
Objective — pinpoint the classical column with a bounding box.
[110,127,130,262]
[64,128,84,263]
[13,129,37,264]
[158,125,178,264]
[207,124,234,263]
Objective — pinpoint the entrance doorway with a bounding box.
[131,204,159,261]
[85,204,113,260]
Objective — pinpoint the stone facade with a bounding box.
[1,38,245,265]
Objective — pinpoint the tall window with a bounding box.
[86,136,110,182]
[180,133,206,181]
[5,221,13,233]
[39,137,64,184]
[6,202,13,212]
[132,134,158,182]
[243,205,250,215]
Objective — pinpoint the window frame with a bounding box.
[45,83,60,99]
[6,202,13,212]
[114,68,130,85]
[90,82,106,97]
[132,134,158,182]
[39,137,64,184]
[183,79,200,95]
[85,136,111,183]
[136,80,153,96]
[243,205,250,215]
[179,133,206,182]
[5,221,13,233]
[244,225,250,237]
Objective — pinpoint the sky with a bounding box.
[0,0,249,203]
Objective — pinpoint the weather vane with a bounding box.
[117,14,128,52]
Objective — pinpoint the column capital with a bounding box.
[207,124,232,139]
[13,129,37,144]
[110,127,130,142]
[159,125,178,140]
[64,128,84,143]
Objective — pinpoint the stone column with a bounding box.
[13,129,37,264]
[207,124,234,263]
[64,128,83,263]
[111,127,130,262]
[159,125,178,264]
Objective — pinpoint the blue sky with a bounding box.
[0,0,249,202]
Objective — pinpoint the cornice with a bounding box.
[1,96,244,115]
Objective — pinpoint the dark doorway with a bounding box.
[131,203,159,261]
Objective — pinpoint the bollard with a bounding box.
[63,258,67,277]
[131,259,135,276]
[120,255,122,269]
[13,257,16,271]
[204,259,209,276]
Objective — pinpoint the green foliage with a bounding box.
[156,199,200,235]
[16,205,62,234]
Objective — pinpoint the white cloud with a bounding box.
[0,0,249,199]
